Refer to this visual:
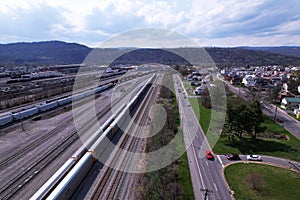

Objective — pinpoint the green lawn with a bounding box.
[178,151,194,200]
[213,115,300,162]
[183,81,195,96]
[224,163,300,200]
[189,98,211,133]
[188,98,300,162]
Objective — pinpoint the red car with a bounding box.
[206,150,214,160]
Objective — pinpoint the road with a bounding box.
[262,103,300,139]
[225,82,300,140]
[174,75,232,200]
[219,155,300,172]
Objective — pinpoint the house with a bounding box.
[242,75,256,87]
[281,97,300,111]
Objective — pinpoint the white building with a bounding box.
[242,75,256,87]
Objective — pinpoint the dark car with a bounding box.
[226,154,240,160]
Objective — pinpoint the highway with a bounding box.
[174,75,232,200]
[175,75,300,200]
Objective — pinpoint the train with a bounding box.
[30,104,126,200]
[30,74,156,200]
[0,83,115,127]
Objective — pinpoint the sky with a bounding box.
[0,0,300,47]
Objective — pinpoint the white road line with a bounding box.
[206,161,209,166]
[214,183,218,191]
[217,155,224,168]
[185,113,205,189]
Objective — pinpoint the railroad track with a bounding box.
[0,93,103,168]
[0,113,74,168]
[0,97,116,198]
[0,129,78,199]
[91,79,159,199]
[0,75,149,199]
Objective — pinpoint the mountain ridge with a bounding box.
[0,41,300,66]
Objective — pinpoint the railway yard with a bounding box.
[1,66,300,200]
[0,69,161,199]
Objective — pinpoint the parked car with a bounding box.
[276,118,283,123]
[247,155,261,161]
[226,154,240,160]
[191,81,200,86]
[206,150,214,160]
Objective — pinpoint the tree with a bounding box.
[250,100,266,139]
[288,70,300,95]
[225,100,267,140]
[268,84,282,104]
[246,173,265,191]
[226,102,255,139]
[201,87,211,109]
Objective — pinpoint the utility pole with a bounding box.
[200,188,213,200]
[274,106,278,121]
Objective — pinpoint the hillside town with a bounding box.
[185,65,300,118]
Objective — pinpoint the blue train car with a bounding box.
[0,114,13,126]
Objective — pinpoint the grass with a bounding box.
[213,114,300,162]
[189,98,211,133]
[183,81,195,96]
[178,150,194,200]
[224,163,300,200]
[188,97,300,162]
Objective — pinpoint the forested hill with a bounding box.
[0,41,92,65]
[1,41,300,67]
[239,46,300,58]
[205,47,300,66]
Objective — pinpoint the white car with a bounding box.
[247,155,261,161]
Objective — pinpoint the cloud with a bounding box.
[0,0,299,46]
[0,2,70,41]
[183,0,300,39]
[85,6,144,34]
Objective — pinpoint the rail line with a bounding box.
[91,80,159,199]
[0,75,150,199]
[0,96,103,168]
[0,93,115,199]
[0,129,78,199]
[0,75,147,168]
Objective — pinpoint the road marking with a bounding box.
[214,183,218,191]
[206,161,209,166]
[178,83,205,190]
[186,120,205,189]
[217,155,224,168]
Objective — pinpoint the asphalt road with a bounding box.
[262,103,300,139]
[174,75,232,200]
[225,82,300,140]
[219,154,300,172]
